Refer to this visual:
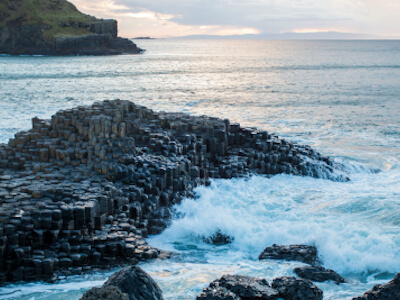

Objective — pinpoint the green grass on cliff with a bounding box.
[0,0,97,37]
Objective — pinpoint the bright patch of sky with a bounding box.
[69,0,400,38]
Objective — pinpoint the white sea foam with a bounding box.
[149,171,400,275]
[1,40,400,299]
[0,270,115,300]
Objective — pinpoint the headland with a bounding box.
[0,0,142,55]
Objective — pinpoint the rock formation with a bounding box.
[271,276,323,300]
[0,99,347,283]
[203,230,234,246]
[0,0,142,55]
[352,272,400,300]
[80,266,163,300]
[259,244,321,266]
[294,265,345,284]
[197,274,323,300]
[80,285,129,300]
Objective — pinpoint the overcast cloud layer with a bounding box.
[69,0,400,38]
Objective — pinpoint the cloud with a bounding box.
[69,0,260,37]
[69,0,400,38]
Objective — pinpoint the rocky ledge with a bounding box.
[197,274,323,300]
[0,99,347,283]
[80,266,400,300]
[0,0,142,55]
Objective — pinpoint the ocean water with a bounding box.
[0,40,399,299]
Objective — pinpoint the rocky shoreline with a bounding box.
[0,0,142,55]
[0,19,143,56]
[0,99,348,284]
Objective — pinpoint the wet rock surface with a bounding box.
[197,286,241,300]
[203,230,234,245]
[271,276,323,300]
[81,266,163,300]
[197,274,323,300]
[0,100,346,283]
[259,244,320,265]
[103,266,163,300]
[294,265,345,284]
[197,274,279,300]
[352,272,400,300]
[80,285,129,300]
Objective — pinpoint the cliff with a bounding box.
[0,0,142,55]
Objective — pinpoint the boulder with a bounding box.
[271,276,323,300]
[259,244,320,265]
[294,265,345,284]
[198,274,279,299]
[203,230,234,245]
[352,272,400,300]
[80,285,129,300]
[197,286,240,300]
[81,266,163,300]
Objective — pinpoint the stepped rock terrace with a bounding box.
[0,100,348,283]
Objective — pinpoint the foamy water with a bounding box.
[0,40,399,299]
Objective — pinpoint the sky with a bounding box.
[69,0,400,38]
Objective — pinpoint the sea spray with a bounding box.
[1,40,399,300]
[149,170,400,275]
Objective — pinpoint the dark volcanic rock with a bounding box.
[203,230,234,245]
[206,274,279,299]
[259,244,320,265]
[294,265,345,284]
[80,285,129,300]
[197,286,241,300]
[198,274,323,300]
[352,273,400,300]
[103,266,163,300]
[0,100,347,283]
[271,276,323,300]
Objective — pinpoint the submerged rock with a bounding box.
[259,244,320,265]
[81,266,163,300]
[294,265,345,284]
[203,230,234,245]
[271,276,323,300]
[352,272,400,300]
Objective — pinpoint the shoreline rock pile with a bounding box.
[197,274,323,300]
[259,244,345,285]
[0,99,347,283]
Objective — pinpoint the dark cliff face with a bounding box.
[0,0,142,55]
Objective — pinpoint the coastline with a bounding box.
[0,99,347,285]
[1,40,399,299]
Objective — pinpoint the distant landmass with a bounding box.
[132,37,155,40]
[0,0,142,55]
[171,31,389,40]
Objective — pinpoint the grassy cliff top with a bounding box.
[0,0,99,37]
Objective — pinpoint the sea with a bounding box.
[0,39,399,299]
